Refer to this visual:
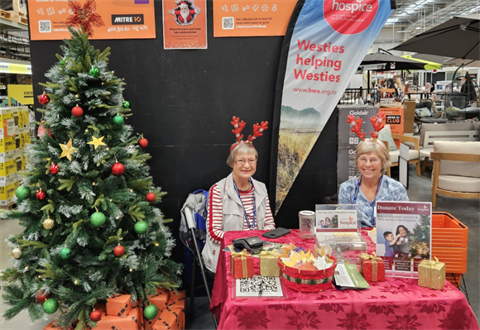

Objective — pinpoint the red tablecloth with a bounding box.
[210,229,478,330]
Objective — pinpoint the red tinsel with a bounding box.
[66,0,105,37]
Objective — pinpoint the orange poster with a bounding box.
[28,0,156,40]
[213,0,297,37]
[163,0,207,49]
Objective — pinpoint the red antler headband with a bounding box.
[347,112,388,158]
[230,116,268,153]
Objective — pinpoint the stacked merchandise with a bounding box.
[0,106,30,206]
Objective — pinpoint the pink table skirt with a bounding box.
[210,229,478,330]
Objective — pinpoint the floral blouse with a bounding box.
[338,175,409,227]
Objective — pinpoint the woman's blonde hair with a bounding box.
[355,139,391,175]
[226,143,258,167]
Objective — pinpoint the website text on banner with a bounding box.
[274,0,394,213]
[28,0,156,40]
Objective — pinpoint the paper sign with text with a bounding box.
[376,201,432,278]
[213,0,297,37]
[163,0,207,49]
[28,0,156,40]
[315,205,360,232]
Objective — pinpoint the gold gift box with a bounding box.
[259,251,280,277]
[418,257,446,290]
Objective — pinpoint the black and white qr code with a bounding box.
[39,20,51,33]
[239,276,278,293]
[222,17,234,30]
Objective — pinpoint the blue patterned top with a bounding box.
[339,175,409,227]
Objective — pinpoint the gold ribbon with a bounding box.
[232,249,250,278]
[360,252,382,281]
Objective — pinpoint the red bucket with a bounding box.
[278,255,337,292]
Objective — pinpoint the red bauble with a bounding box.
[36,189,47,201]
[35,291,51,304]
[71,105,83,117]
[146,192,156,202]
[49,164,59,175]
[113,245,125,257]
[38,93,50,105]
[90,310,102,322]
[139,138,148,148]
[111,163,125,176]
[38,125,54,140]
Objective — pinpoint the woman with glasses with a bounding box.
[338,139,408,227]
[202,119,275,272]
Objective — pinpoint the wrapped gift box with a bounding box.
[418,258,446,290]
[153,307,180,330]
[166,290,186,311]
[43,321,75,330]
[107,294,132,318]
[94,305,141,330]
[259,251,280,277]
[148,288,169,312]
[230,249,254,279]
[360,253,385,282]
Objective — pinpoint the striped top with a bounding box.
[207,184,275,244]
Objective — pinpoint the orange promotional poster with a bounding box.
[213,0,297,37]
[27,0,156,40]
[163,0,207,49]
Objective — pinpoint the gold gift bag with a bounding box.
[259,251,280,277]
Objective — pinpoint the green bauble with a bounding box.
[143,305,158,320]
[15,186,30,200]
[89,67,100,77]
[122,100,130,108]
[90,212,106,227]
[43,298,59,314]
[60,247,71,260]
[134,221,148,235]
[113,115,124,126]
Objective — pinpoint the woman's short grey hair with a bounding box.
[355,139,391,175]
[226,143,258,167]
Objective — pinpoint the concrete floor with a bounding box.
[0,166,478,330]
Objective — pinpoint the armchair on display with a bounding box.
[431,141,480,207]
[413,99,447,134]
[179,190,218,329]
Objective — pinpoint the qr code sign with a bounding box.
[222,17,234,30]
[39,20,51,33]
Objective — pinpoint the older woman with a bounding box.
[339,139,409,227]
[202,119,275,272]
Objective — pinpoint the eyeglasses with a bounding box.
[235,159,257,166]
[358,157,381,165]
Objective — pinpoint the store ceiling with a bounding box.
[386,0,480,35]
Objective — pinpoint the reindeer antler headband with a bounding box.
[347,112,388,158]
[230,116,268,153]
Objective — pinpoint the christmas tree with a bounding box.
[1,2,182,329]
[408,214,431,258]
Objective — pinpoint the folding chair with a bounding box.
[182,199,218,329]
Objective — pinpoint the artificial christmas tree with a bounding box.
[0,2,182,329]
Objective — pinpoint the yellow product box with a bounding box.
[16,108,29,131]
[22,132,31,145]
[0,108,17,139]
[0,137,17,154]
[0,181,19,201]
[0,173,17,187]
[0,160,17,176]
[16,156,26,172]
[0,151,17,163]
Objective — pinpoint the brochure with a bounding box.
[315,204,360,232]
[376,201,432,277]
[333,264,370,290]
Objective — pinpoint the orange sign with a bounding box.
[27,0,156,40]
[213,0,297,37]
[163,0,207,49]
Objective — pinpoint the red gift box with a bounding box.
[153,307,180,330]
[94,304,140,330]
[106,294,132,318]
[230,249,254,279]
[360,253,385,282]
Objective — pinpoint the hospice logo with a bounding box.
[324,0,379,35]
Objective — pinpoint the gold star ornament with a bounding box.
[88,136,106,149]
[59,139,77,161]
